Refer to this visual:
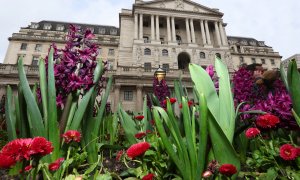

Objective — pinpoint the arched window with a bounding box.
[162,49,168,56]
[216,53,221,59]
[200,52,206,59]
[144,48,151,55]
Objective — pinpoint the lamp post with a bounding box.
[154,65,166,82]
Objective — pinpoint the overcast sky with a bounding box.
[0,0,299,63]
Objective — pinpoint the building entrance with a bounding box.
[178,52,190,70]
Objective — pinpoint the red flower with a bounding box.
[146,130,152,134]
[49,158,64,171]
[142,173,155,180]
[134,115,144,121]
[116,150,124,161]
[126,142,150,159]
[150,120,155,126]
[163,98,177,105]
[256,114,280,128]
[245,128,260,139]
[1,138,32,161]
[219,164,237,177]
[62,130,81,144]
[0,154,16,169]
[179,101,193,109]
[24,165,32,172]
[279,144,298,160]
[135,132,147,139]
[30,137,53,156]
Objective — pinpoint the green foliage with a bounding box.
[286,60,300,127]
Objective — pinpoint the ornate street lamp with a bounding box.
[154,65,166,82]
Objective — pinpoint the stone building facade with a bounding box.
[282,54,300,70]
[0,0,282,112]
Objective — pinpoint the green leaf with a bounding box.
[118,105,138,145]
[197,93,208,177]
[292,109,300,127]
[5,86,17,140]
[39,58,48,131]
[18,58,46,137]
[189,64,220,128]
[208,113,240,177]
[280,62,289,92]
[215,57,235,142]
[17,85,29,137]
[69,87,94,130]
[47,47,60,161]
[287,60,300,118]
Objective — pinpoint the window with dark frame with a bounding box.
[216,53,221,59]
[239,57,244,64]
[162,49,168,56]
[124,91,133,101]
[162,63,169,72]
[270,59,275,65]
[261,59,265,64]
[251,58,256,63]
[17,54,26,62]
[175,24,179,29]
[144,62,152,72]
[200,52,205,59]
[35,44,42,52]
[144,48,151,55]
[20,43,27,50]
[31,56,39,66]
[108,49,115,56]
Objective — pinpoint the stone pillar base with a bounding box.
[204,44,213,48]
[168,42,178,46]
[188,43,198,47]
[151,40,161,45]
[134,39,144,44]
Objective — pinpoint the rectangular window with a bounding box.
[251,58,256,63]
[239,57,244,64]
[17,54,26,61]
[43,24,52,30]
[56,25,64,31]
[261,59,265,64]
[32,56,39,66]
[35,44,42,52]
[143,21,149,27]
[160,38,165,44]
[98,48,102,55]
[108,60,114,70]
[270,59,275,65]
[162,64,169,72]
[144,62,152,72]
[124,91,133,101]
[175,24,179,29]
[143,36,150,43]
[20,43,27,50]
[108,49,115,56]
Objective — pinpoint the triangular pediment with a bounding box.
[136,0,223,15]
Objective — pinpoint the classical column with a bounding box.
[204,20,211,45]
[185,18,191,43]
[134,13,138,39]
[151,15,155,41]
[190,19,196,43]
[156,15,160,41]
[171,17,176,42]
[167,16,171,42]
[113,84,120,112]
[200,20,207,45]
[214,21,221,46]
[139,14,143,40]
[136,85,143,111]
[219,22,227,46]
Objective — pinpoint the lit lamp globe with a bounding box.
[154,66,166,82]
